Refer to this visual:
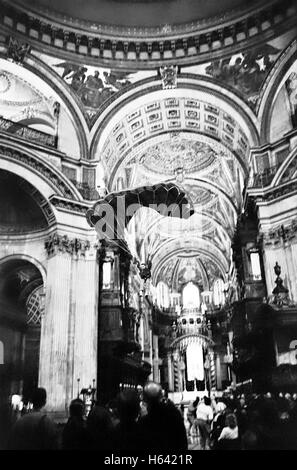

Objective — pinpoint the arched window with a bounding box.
[182,282,200,309]
[156,281,170,308]
[0,340,4,364]
[26,286,44,325]
[250,250,262,280]
[213,278,225,306]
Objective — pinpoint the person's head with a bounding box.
[69,398,85,418]
[143,381,163,409]
[31,388,47,410]
[116,389,140,424]
[87,404,113,437]
[226,413,237,429]
[204,396,211,406]
[239,397,245,408]
[94,71,99,77]
[193,397,200,407]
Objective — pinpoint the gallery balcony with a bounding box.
[0,116,58,149]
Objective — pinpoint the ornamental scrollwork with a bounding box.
[262,219,297,246]
[159,65,178,90]
[6,36,31,64]
[45,233,92,257]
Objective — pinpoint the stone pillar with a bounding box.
[39,251,72,414]
[167,353,174,392]
[216,354,222,390]
[152,334,160,382]
[39,234,98,417]
[208,350,216,390]
[71,250,98,403]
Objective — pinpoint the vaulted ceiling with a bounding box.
[17,0,259,28]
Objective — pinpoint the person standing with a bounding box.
[196,396,213,450]
[62,399,88,450]
[8,388,58,450]
[138,381,188,452]
[187,397,199,438]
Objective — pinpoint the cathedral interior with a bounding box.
[0,0,297,424]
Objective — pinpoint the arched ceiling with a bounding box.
[0,68,55,130]
[95,86,252,293]
[0,170,53,233]
[96,89,253,184]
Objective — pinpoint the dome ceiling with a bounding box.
[155,252,223,291]
[17,0,259,29]
[139,138,217,175]
[0,69,55,126]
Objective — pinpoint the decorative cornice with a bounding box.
[1,0,296,68]
[261,218,297,246]
[0,142,80,200]
[49,195,91,215]
[44,232,96,258]
[248,177,297,203]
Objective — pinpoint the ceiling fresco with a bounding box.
[182,28,297,110]
[139,138,217,175]
[32,51,156,119]
[155,252,224,292]
[30,27,296,123]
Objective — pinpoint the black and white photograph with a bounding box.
[0,0,297,455]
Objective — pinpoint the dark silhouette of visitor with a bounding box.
[112,389,143,451]
[62,398,88,450]
[138,381,188,452]
[8,387,58,450]
[86,402,114,450]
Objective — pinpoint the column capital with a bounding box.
[45,232,97,258]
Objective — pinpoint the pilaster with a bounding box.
[39,233,98,417]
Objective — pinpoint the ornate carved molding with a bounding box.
[49,196,91,215]
[44,232,94,257]
[0,143,78,199]
[261,219,297,246]
[1,0,296,68]
[160,65,178,90]
[6,35,31,63]
[0,115,57,149]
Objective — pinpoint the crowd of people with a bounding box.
[5,385,297,450]
[6,382,187,451]
[185,391,297,450]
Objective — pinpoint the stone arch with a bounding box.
[0,51,89,158]
[258,38,297,144]
[152,244,228,287]
[0,255,45,400]
[0,254,47,287]
[170,333,215,350]
[90,74,260,166]
[271,146,297,187]
[0,139,82,203]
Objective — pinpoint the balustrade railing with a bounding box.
[0,116,57,148]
